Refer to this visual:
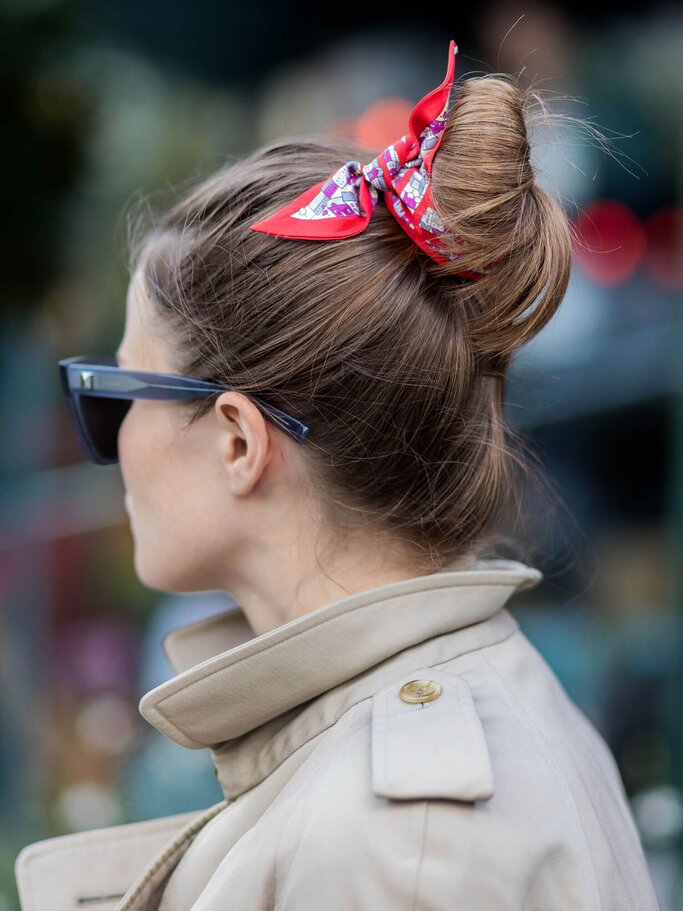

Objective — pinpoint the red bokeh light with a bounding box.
[354,98,414,152]
[326,98,414,152]
[573,200,646,287]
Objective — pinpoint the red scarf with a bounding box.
[250,39,487,280]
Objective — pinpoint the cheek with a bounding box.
[118,405,227,590]
[119,402,203,524]
[118,402,166,500]
[117,406,132,475]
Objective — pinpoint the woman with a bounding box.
[16,40,660,911]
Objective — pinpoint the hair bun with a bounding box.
[430,75,572,363]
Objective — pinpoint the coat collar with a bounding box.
[139,556,542,798]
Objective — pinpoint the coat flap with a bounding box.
[371,667,494,802]
[14,805,221,911]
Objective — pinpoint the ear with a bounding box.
[214,391,273,495]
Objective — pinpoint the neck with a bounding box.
[218,535,475,637]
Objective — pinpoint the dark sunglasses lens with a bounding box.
[78,395,132,464]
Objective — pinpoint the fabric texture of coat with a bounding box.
[15,556,661,910]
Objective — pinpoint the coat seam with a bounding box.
[478,646,603,907]
[426,615,519,672]
[410,801,429,911]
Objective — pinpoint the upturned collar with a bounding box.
[139,556,541,797]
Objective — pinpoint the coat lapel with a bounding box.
[15,800,227,911]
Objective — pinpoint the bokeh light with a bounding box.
[573,199,647,287]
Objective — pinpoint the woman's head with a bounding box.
[119,72,572,610]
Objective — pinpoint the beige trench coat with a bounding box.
[15,557,661,910]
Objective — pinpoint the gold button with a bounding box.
[399,679,442,704]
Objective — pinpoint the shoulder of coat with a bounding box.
[370,666,495,802]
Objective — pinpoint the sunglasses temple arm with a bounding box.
[254,398,310,444]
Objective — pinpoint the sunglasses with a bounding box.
[58,355,311,466]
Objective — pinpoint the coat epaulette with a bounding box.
[370,666,495,802]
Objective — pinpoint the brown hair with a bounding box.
[125,73,573,573]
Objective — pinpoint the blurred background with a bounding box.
[1,1,682,908]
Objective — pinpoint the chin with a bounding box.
[132,545,167,593]
[131,544,158,592]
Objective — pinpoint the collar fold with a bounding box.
[139,558,541,763]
